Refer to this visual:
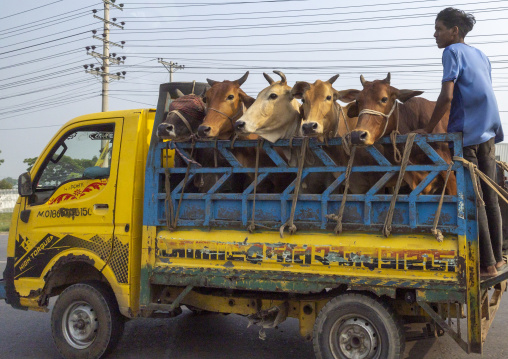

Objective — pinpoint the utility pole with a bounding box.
[84,0,126,112]
[158,58,185,82]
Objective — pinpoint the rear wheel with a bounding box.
[51,282,124,359]
[313,292,404,359]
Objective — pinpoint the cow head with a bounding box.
[157,90,206,140]
[291,75,349,141]
[343,73,423,145]
[234,71,301,143]
[197,71,255,140]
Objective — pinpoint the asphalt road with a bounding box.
[1,233,507,359]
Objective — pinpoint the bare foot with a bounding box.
[480,265,498,278]
[495,260,507,270]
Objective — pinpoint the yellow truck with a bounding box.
[1,82,507,359]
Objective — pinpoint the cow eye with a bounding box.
[301,99,305,104]
[202,97,207,103]
[227,95,234,100]
[269,93,278,100]
[381,97,388,103]
[326,95,332,101]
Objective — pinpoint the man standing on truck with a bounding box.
[416,8,505,277]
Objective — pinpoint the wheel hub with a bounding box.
[62,301,98,349]
[331,317,379,359]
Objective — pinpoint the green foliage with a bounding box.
[24,155,99,186]
[0,179,13,189]
[23,157,37,172]
[0,212,12,232]
[0,150,4,166]
[38,155,99,186]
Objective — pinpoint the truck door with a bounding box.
[14,119,123,287]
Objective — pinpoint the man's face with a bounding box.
[434,20,458,49]
[434,20,459,49]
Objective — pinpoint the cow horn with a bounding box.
[235,71,249,86]
[384,72,391,84]
[175,89,185,98]
[273,70,287,84]
[328,74,340,84]
[360,75,367,86]
[206,78,218,86]
[263,72,275,85]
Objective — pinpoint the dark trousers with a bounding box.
[463,138,504,266]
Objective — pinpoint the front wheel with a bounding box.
[313,292,405,359]
[51,282,125,359]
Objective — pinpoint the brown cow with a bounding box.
[198,72,255,139]
[342,73,456,194]
[289,76,380,194]
[291,75,356,142]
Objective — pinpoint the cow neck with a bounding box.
[358,100,399,139]
[336,102,349,136]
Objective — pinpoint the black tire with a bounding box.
[313,292,405,359]
[51,282,125,359]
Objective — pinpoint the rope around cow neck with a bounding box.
[280,137,309,238]
[169,110,194,136]
[357,101,402,163]
[383,132,416,237]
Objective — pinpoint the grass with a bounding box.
[0,212,13,232]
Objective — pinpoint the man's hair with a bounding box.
[436,7,476,38]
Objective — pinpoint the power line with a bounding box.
[0,31,91,56]
[0,0,63,20]
[0,3,101,35]
[124,0,312,8]
[0,49,83,71]
[125,0,507,24]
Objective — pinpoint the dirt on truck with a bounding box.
[1,81,508,359]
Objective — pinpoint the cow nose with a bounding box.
[234,121,246,132]
[198,125,211,138]
[157,123,173,137]
[350,130,368,145]
[302,122,318,135]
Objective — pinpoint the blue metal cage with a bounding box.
[144,133,466,236]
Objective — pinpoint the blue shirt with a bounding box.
[442,43,503,147]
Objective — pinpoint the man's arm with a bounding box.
[424,81,454,133]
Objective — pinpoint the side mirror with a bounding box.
[18,172,33,197]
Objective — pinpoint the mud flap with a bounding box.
[1,257,27,310]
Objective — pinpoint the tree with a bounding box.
[0,179,13,189]
[24,155,98,186]
[0,150,4,166]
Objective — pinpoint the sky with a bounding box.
[0,0,507,178]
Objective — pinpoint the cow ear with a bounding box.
[239,90,256,108]
[336,89,360,103]
[347,102,359,118]
[206,78,218,87]
[291,81,310,99]
[396,89,424,103]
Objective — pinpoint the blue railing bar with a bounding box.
[162,133,462,150]
[157,193,458,203]
[160,164,460,175]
